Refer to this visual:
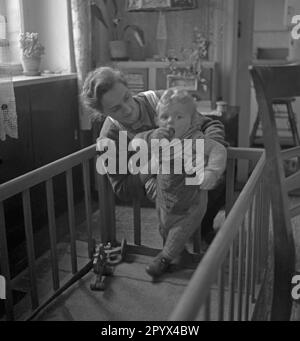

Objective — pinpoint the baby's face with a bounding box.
[157,102,193,139]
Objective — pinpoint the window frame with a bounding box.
[0,0,23,73]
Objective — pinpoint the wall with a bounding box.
[21,0,71,73]
[122,3,215,61]
[95,0,219,63]
[251,0,300,137]
[94,0,240,104]
[253,0,289,56]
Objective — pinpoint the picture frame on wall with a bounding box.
[127,0,170,11]
[127,0,197,11]
[170,0,197,10]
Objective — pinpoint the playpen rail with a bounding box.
[0,146,96,202]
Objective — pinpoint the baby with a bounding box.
[135,88,227,279]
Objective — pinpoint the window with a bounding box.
[0,0,22,68]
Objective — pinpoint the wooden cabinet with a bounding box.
[0,86,33,183]
[0,77,80,184]
[0,77,81,274]
[30,80,80,168]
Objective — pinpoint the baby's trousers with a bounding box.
[157,190,208,260]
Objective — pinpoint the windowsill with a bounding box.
[0,62,23,75]
[12,73,78,87]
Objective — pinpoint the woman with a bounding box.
[82,66,227,245]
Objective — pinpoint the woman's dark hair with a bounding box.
[81,66,128,113]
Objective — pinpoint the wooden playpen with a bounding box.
[0,64,299,321]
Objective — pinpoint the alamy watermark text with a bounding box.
[291,15,300,39]
[96,132,205,186]
[0,275,5,300]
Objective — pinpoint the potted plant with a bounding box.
[91,0,145,60]
[19,32,45,76]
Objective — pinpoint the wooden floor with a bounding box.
[34,252,196,321]
[9,204,224,321]
[32,249,257,322]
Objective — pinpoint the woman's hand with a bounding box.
[200,170,219,190]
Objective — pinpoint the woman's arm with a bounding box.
[201,116,228,147]
[97,118,146,202]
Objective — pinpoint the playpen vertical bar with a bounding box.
[244,202,253,321]
[251,183,261,303]
[228,239,236,320]
[217,261,225,321]
[45,179,60,291]
[250,190,257,304]
[0,202,14,320]
[107,179,116,243]
[96,170,116,244]
[260,178,270,278]
[255,181,262,284]
[66,169,78,274]
[82,160,93,259]
[133,199,141,246]
[96,173,108,243]
[22,189,39,309]
[204,291,211,321]
[225,158,236,216]
[237,219,245,321]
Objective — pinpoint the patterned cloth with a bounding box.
[0,74,17,141]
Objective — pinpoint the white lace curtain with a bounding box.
[0,23,17,141]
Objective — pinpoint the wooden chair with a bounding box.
[250,97,300,148]
[250,64,300,320]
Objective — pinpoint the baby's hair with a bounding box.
[81,66,128,113]
[156,88,196,114]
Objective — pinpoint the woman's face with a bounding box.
[157,102,193,139]
[101,82,139,125]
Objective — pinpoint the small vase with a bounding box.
[21,56,41,76]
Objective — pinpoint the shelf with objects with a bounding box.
[114,60,219,109]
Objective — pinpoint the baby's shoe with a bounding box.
[146,253,171,279]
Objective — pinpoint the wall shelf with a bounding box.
[114,60,219,108]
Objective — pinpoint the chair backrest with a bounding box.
[249,64,298,320]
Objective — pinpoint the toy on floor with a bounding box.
[90,239,127,291]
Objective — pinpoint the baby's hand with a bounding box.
[200,170,219,190]
[151,127,173,140]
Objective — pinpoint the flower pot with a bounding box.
[21,56,41,76]
[109,40,129,61]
